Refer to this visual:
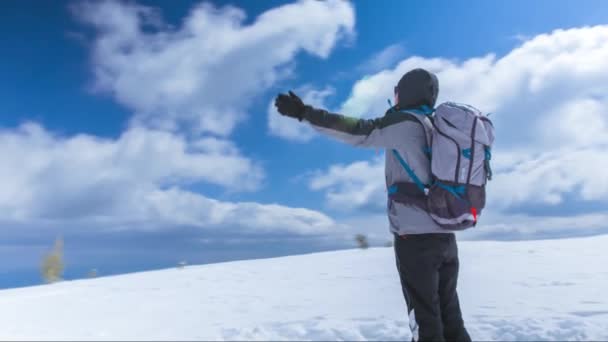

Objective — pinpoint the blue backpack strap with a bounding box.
[397,106,434,161]
[387,184,398,195]
[391,149,427,193]
[401,105,435,116]
[484,147,493,181]
[434,181,466,199]
[423,146,432,159]
[387,104,434,193]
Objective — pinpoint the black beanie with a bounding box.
[396,68,439,109]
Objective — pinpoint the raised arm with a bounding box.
[274,91,423,149]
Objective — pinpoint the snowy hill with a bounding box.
[1,235,607,341]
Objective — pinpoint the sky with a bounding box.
[1,0,608,289]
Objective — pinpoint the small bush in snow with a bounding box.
[87,269,98,278]
[177,261,187,269]
[41,237,64,284]
[355,234,369,249]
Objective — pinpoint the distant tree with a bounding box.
[177,261,188,269]
[41,236,64,284]
[355,234,369,249]
[384,240,393,248]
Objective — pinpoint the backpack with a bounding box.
[390,102,495,230]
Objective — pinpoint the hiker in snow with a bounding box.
[275,68,494,342]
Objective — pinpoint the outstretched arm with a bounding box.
[302,106,419,149]
[275,91,422,149]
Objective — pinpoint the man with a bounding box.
[274,68,471,342]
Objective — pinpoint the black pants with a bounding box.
[394,233,471,342]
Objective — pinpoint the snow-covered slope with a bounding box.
[1,235,607,341]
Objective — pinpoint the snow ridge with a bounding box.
[1,236,607,341]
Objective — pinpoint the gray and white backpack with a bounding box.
[392,102,495,230]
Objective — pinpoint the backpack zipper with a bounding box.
[466,117,478,185]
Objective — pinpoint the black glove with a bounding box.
[274,91,305,121]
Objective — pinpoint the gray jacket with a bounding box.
[302,106,446,235]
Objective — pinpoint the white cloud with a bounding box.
[356,43,406,74]
[460,209,608,241]
[308,156,385,210]
[132,187,345,235]
[73,0,355,136]
[511,33,532,43]
[267,86,334,142]
[0,0,359,237]
[308,25,608,217]
[340,25,608,150]
[0,123,344,236]
[490,146,608,207]
[0,123,261,218]
[538,98,608,148]
[339,56,450,118]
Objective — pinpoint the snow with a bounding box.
[1,235,607,341]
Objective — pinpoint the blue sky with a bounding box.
[1,0,608,289]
